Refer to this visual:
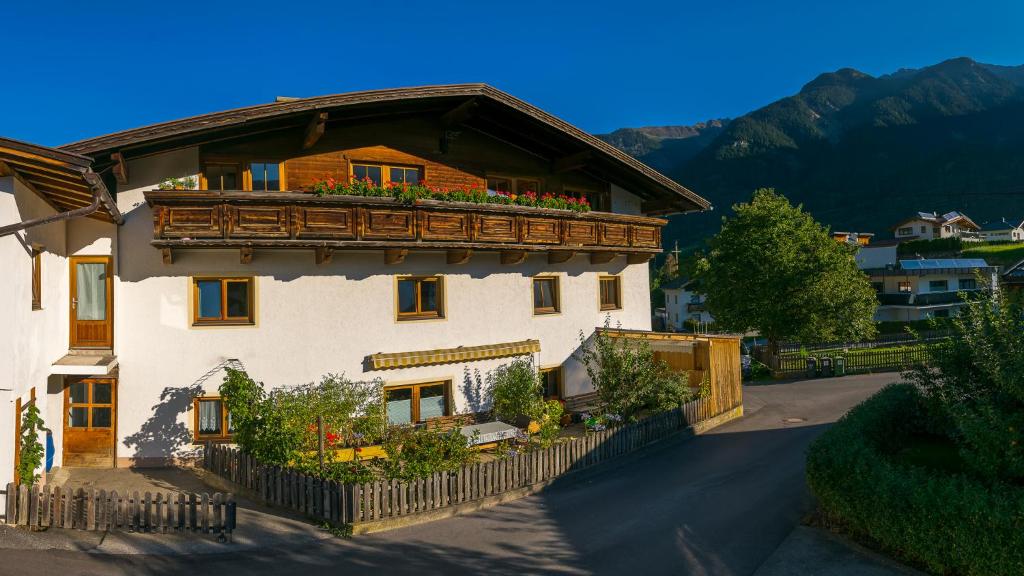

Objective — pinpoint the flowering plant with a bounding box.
[311,177,591,213]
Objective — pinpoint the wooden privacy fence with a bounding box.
[204,391,743,527]
[773,345,935,377]
[2,482,235,536]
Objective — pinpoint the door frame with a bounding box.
[69,255,113,349]
[62,377,118,468]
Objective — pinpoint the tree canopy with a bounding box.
[694,188,877,345]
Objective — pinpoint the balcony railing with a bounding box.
[877,291,975,306]
[144,191,666,265]
[687,302,706,312]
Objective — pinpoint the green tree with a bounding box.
[695,188,877,348]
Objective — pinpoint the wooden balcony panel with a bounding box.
[295,206,357,239]
[161,205,222,238]
[522,217,561,245]
[143,191,668,256]
[228,206,290,238]
[361,208,416,240]
[599,222,630,247]
[419,211,472,242]
[475,214,518,243]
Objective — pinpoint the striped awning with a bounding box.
[369,339,540,370]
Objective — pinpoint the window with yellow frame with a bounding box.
[396,276,444,321]
[192,276,255,326]
[200,159,284,191]
[194,396,233,442]
[352,162,422,186]
[540,367,563,400]
[533,276,560,315]
[599,275,622,310]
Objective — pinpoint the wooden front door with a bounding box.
[70,256,113,349]
[63,378,117,467]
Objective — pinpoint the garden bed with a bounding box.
[806,384,1024,575]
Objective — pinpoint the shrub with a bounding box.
[575,320,694,421]
[379,426,477,481]
[487,357,543,424]
[17,403,48,486]
[904,288,1024,482]
[529,400,564,447]
[807,384,1024,575]
[220,369,386,466]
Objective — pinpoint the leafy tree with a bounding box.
[694,188,877,348]
[17,404,48,486]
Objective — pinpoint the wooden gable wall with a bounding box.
[199,116,609,196]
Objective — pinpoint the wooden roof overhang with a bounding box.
[62,84,709,216]
[0,137,121,223]
[144,190,667,266]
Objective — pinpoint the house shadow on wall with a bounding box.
[122,359,245,469]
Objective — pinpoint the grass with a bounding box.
[961,242,1024,267]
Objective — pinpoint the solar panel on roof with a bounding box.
[899,258,989,270]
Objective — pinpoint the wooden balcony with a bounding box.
[144,190,667,265]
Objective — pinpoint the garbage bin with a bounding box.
[834,356,846,377]
[821,357,833,377]
[805,357,818,378]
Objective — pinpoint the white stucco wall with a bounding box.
[855,245,897,269]
[0,176,69,479]
[610,184,643,215]
[110,149,654,464]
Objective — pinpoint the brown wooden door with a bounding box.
[63,378,117,468]
[70,256,113,349]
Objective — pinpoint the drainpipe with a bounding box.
[0,171,122,237]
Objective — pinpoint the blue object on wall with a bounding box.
[45,432,54,472]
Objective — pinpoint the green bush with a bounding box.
[896,236,963,257]
[905,289,1024,482]
[487,357,543,423]
[530,400,564,447]
[576,319,694,421]
[17,403,48,486]
[379,426,477,482]
[220,369,387,466]
[807,384,1024,575]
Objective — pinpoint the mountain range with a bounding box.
[598,57,1024,252]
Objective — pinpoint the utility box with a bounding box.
[835,356,846,377]
[806,357,818,378]
[821,357,833,377]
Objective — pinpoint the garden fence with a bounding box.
[203,392,741,527]
[771,345,937,377]
[2,482,235,536]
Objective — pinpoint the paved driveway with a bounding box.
[0,373,896,576]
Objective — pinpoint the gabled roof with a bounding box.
[60,84,709,214]
[891,210,978,231]
[980,218,1024,231]
[662,276,696,291]
[0,137,121,221]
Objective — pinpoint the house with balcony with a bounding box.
[892,211,981,241]
[662,277,713,331]
[865,258,997,322]
[0,84,709,475]
[978,218,1024,242]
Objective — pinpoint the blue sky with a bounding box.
[4,1,1022,146]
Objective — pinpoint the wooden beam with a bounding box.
[161,248,173,265]
[384,248,407,265]
[552,150,591,173]
[446,249,472,265]
[302,112,329,149]
[627,253,653,264]
[500,250,528,265]
[548,251,575,264]
[111,152,129,185]
[315,246,333,265]
[240,247,254,264]
[0,160,61,212]
[590,252,617,264]
[440,99,479,128]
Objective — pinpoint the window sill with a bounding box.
[397,314,445,322]
[600,305,622,312]
[194,436,234,444]
[533,309,560,316]
[192,321,255,328]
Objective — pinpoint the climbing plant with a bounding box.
[17,403,48,486]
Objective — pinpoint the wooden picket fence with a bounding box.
[2,482,235,536]
[204,391,741,526]
[773,345,936,377]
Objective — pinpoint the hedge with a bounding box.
[806,384,1024,575]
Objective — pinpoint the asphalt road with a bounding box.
[0,374,895,576]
